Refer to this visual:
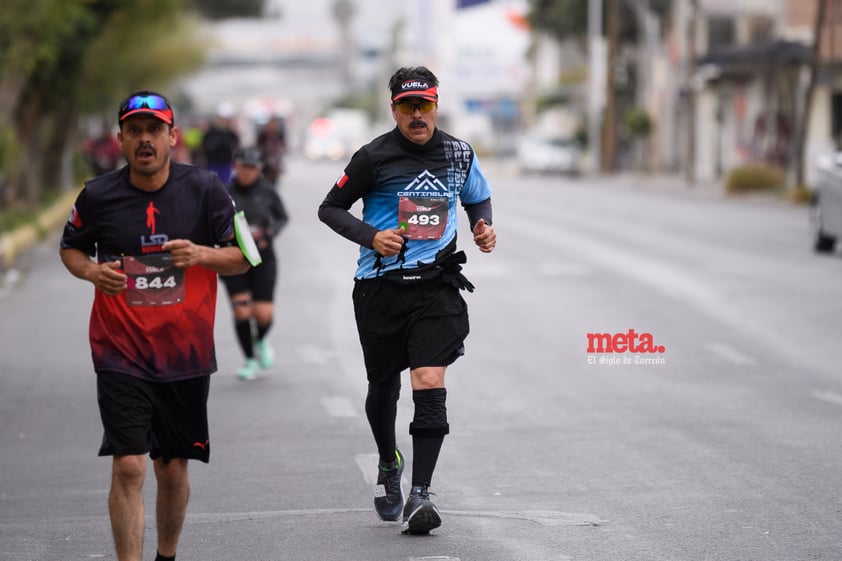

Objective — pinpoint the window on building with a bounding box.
[749,15,775,44]
[708,16,736,51]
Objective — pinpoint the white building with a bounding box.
[178,0,532,154]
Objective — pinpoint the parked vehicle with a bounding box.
[516,134,581,176]
[811,153,842,253]
[304,109,370,162]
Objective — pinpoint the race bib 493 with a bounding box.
[398,196,448,240]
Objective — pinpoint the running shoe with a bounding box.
[374,449,405,521]
[236,358,259,381]
[256,338,275,369]
[401,485,441,535]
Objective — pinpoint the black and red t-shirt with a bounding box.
[61,163,236,381]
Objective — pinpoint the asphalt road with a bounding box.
[1,157,841,561]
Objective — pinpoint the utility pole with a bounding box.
[686,0,698,184]
[332,0,354,85]
[602,0,619,172]
[588,0,604,174]
[793,0,829,188]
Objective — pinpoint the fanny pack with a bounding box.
[382,251,475,292]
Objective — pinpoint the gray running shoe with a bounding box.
[373,449,405,521]
[401,485,441,535]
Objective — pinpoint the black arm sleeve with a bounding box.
[317,150,379,248]
[462,197,493,232]
[270,190,289,238]
[318,201,379,248]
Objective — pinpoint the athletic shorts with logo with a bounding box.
[96,372,211,463]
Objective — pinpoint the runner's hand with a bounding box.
[94,260,127,296]
[162,239,203,268]
[473,219,496,253]
[372,227,406,257]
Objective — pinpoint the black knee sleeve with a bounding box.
[366,375,401,404]
[409,388,449,437]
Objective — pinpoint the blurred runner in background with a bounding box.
[256,115,287,185]
[200,103,239,184]
[83,123,123,176]
[221,147,289,381]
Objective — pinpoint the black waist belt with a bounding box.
[381,251,475,292]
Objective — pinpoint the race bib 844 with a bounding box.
[123,254,184,306]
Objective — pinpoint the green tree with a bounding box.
[186,0,265,19]
[0,0,205,217]
[1,0,110,207]
[527,0,671,43]
[526,0,671,171]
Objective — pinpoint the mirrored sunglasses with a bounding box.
[394,100,437,115]
[123,94,170,112]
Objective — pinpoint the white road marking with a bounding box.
[355,453,381,485]
[538,262,592,276]
[182,507,603,526]
[705,342,757,366]
[812,389,842,407]
[320,396,357,417]
[297,344,329,365]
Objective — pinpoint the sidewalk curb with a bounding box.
[0,189,80,270]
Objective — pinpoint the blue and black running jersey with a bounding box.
[321,128,492,279]
[60,162,237,381]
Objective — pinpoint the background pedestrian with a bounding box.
[221,146,289,380]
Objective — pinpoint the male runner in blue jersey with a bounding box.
[318,66,497,535]
[60,90,249,561]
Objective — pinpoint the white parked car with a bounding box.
[516,134,582,176]
[811,152,842,253]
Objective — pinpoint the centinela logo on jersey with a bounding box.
[400,170,446,196]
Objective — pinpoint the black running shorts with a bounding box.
[221,251,277,302]
[96,372,211,463]
[352,277,469,383]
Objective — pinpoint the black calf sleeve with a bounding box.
[410,388,449,488]
[256,320,272,341]
[365,376,402,465]
[235,319,254,359]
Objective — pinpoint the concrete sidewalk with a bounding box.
[0,189,78,284]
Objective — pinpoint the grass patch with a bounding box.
[725,164,786,195]
[0,206,40,236]
[0,190,67,236]
[788,184,812,204]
